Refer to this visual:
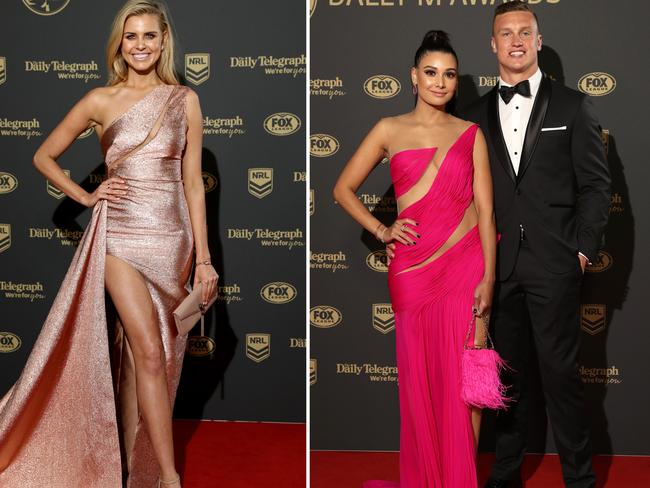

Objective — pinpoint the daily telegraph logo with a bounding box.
[372,303,395,334]
[578,72,616,96]
[366,250,389,272]
[202,171,218,193]
[248,168,273,199]
[364,75,401,99]
[586,251,613,273]
[22,0,69,16]
[310,77,346,98]
[580,365,622,385]
[246,333,271,362]
[310,305,342,328]
[0,118,42,139]
[264,113,301,136]
[230,55,306,77]
[310,251,349,272]
[0,332,21,353]
[310,359,317,385]
[227,228,304,250]
[610,192,624,215]
[478,75,499,87]
[581,304,606,335]
[260,282,297,304]
[203,115,245,137]
[29,227,83,247]
[24,60,100,83]
[0,57,6,85]
[185,53,210,86]
[0,172,18,194]
[1,280,46,301]
[47,169,70,199]
[0,224,10,253]
[187,335,216,357]
[359,194,396,213]
[310,134,339,157]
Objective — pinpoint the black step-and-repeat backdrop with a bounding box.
[310,0,648,454]
[0,1,305,423]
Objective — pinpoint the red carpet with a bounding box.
[311,451,650,487]
[173,420,305,487]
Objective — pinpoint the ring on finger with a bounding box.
[400,225,406,232]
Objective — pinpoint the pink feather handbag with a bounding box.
[461,313,510,410]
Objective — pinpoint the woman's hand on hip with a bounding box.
[82,177,128,207]
[383,218,419,246]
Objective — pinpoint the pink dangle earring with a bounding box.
[412,84,418,95]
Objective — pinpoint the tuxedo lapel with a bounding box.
[517,74,551,183]
[487,87,516,183]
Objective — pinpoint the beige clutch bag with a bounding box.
[173,283,217,335]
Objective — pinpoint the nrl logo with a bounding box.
[248,168,273,199]
[310,358,317,385]
[23,0,69,16]
[47,169,70,199]
[581,304,606,335]
[0,57,6,85]
[202,171,218,193]
[185,53,210,86]
[246,333,270,362]
[372,303,395,334]
[0,224,11,253]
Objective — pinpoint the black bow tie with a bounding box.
[499,79,531,104]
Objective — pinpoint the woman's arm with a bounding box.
[181,89,218,303]
[472,128,497,317]
[333,119,417,246]
[33,89,127,207]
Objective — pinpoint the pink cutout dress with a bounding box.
[0,84,194,487]
[365,124,483,487]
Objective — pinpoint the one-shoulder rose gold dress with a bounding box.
[0,84,194,488]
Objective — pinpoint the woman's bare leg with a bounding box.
[105,255,180,487]
[472,407,482,450]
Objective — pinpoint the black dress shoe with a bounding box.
[484,478,523,488]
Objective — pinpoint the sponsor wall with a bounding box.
[0,1,305,423]
[310,0,648,454]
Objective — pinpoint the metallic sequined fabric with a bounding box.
[0,85,194,488]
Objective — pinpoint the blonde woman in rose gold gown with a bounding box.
[0,2,217,487]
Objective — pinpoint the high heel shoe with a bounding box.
[158,474,181,487]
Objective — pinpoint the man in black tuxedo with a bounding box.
[463,3,610,487]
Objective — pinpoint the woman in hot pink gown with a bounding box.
[333,31,497,487]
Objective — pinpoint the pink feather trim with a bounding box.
[461,348,510,410]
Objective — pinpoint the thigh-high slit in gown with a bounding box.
[364,124,484,488]
[0,84,194,488]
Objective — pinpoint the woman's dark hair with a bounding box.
[413,30,458,67]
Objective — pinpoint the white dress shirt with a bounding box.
[498,68,543,175]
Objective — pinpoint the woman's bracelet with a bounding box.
[196,259,211,266]
[374,223,387,243]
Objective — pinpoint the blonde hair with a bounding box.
[106,0,179,86]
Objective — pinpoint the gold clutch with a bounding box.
[173,283,217,335]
